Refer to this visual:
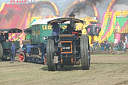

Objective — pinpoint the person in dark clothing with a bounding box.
[105,41,110,51]
[52,23,59,36]
[42,43,46,64]
[118,40,123,50]
[93,42,97,51]
[26,43,31,53]
[5,33,8,40]
[67,24,74,34]
[100,41,105,51]
[11,42,16,62]
[96,41,100,51]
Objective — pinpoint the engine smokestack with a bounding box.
[69,12,75,18]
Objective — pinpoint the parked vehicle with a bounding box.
[20,18,60,64]
[0,28,22,61]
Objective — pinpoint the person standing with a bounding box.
[96,41,100,51]
[100,41,105,51]
[11,42,16,62]
[123,41,126,52]
[93,42,96,51]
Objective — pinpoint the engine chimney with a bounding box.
[69,12,75,18]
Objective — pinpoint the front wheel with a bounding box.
[80,35,90,70]
[46,39,56,71]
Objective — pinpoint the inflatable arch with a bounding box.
[27,0,59,27]
[29,0,59,17]
[107,0,116,12]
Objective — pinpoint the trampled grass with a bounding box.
[0,54,128,85]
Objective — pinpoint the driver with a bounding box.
[67,24,74,34]
[52,23,59,36]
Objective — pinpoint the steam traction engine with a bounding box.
[21,23,53,63]
[46,18,90,71]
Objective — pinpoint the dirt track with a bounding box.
[0,54,128,85]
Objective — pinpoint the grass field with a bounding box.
[0,54,128,85]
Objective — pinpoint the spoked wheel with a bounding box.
[80,35,90,70]
[46,39,56,71]
[0,43,3,61]
[19,52,25,62]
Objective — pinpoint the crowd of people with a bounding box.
[90,40,128,52]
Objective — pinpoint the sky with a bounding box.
[0,0,9,6]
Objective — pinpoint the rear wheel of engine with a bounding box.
[0,43,3,61]
[46,39,56,71]
[80,35,90,70]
